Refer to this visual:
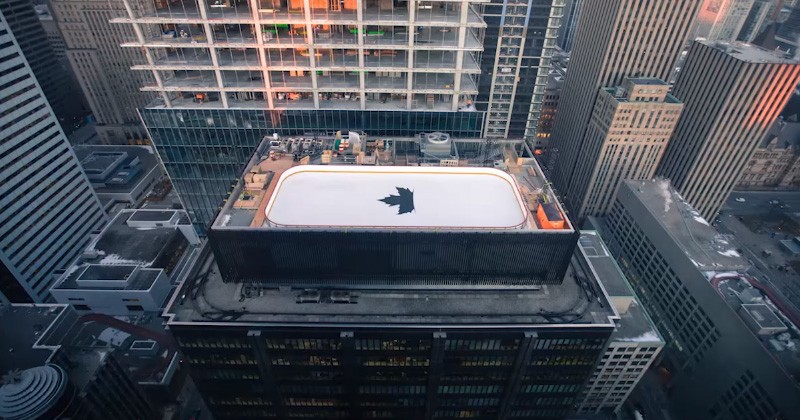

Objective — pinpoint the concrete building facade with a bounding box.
[571,78,683,220]
[737,116,800,189]
[0,0,89,133]
[738,0,773,42]
[657,40,800,221]
[114,0,485,113]
[708,0,758,41]
[49,0,157,144]
[547,0,702,215]
[600,179,800,420]
[0,10,107,303]
[556,0,581,52]
[74,145,164,212]
[575,230,664,415]
[477,0,563,142]
[532,68,562,154]
[49,209,201,316]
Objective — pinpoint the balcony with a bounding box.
[159,70,219,90]
[222,70,268,88]
[123,0,487,29]
[270,71,314,90]
[217,48,263,68]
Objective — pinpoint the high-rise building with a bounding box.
[738,0,774,42]
[776,2,800,52]
[112,0,566,228]
[0,0,89,133]
[547,0,701,216]
[574,229,664,415]
[32,2,67,63]
[568,78,683,220]
[477,0,563,141]
[657,40,800,221]
[532,72,562,154]
[112,0,491,228]
[49,0,157,145]
[708,0,758,41]
[164,139,619,419]
[0,10,107,303]
[557,0,582,52]
[600,178,800,419]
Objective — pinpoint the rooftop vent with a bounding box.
[330,291,357,304]
[297,290,321,304]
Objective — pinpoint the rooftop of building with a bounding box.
[212,135,574,234]
[0,304,179,385]
[0,305,70,373]
[760,115,800,150]
[51,209,199,292]
[601,87,682,104]
[699,39,798,64]
[710,272,800,384]
[73,145,160,195]
[85,209,191,267]
[624,179,750,272]
[53,265,162,291]
[626,77,669,86]
[60,348,110,389]
[578,231,664,344]
[163,245,617,328]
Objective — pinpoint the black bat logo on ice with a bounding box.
[379,187,415,215]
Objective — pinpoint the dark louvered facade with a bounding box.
[208,229,579,287]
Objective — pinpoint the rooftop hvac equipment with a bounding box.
[420,132,452,158]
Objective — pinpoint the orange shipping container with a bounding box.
[536,203,565,230]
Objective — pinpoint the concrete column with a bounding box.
[302,0,319,107]
[197,0,228,107]
[452,0,469,111]
[249,0,274,108]
[121,0,171,107]
[407,0,415,109]
[357,0,366,109]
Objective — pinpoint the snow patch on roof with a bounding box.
[718,249,741,258]
[619,330,661,342]
[655,179,673,213]
[706,271,742,280]
[98,253,149,266]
